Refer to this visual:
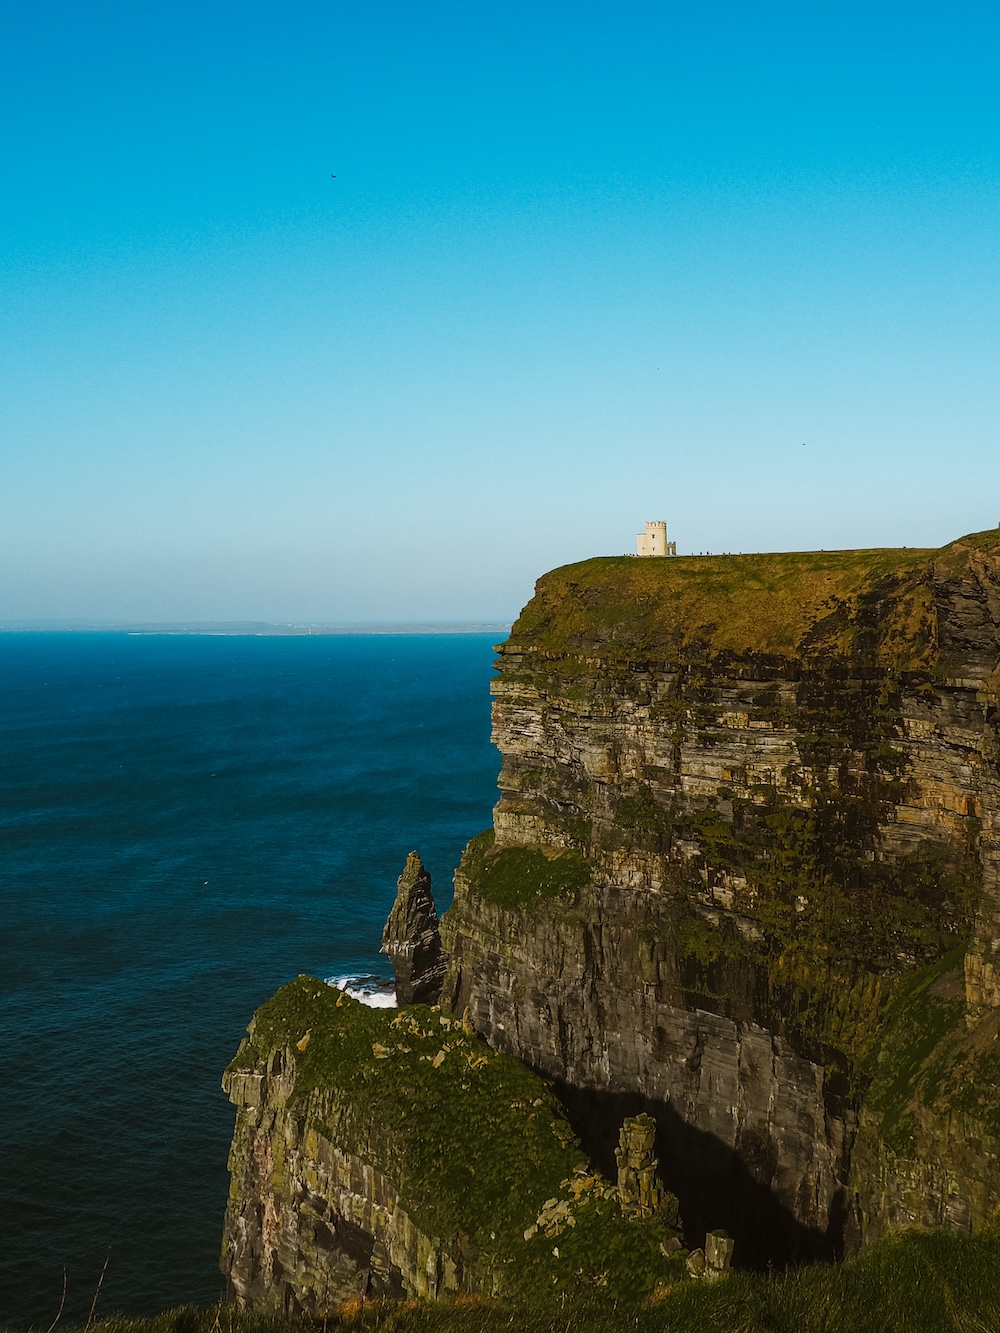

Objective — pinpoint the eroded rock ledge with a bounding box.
[221,978,685,1312]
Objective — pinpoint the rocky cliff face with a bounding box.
[221,978,685,1313]
[440,529,1000,1263]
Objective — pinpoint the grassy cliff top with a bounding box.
[505,528,1000,666]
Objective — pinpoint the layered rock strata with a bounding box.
[440,529,1000,1261]
[381,851,445,1005]
[615,1113,665,1220]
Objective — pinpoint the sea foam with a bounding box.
[326,974,397,1008]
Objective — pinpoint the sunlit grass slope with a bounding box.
[510,528,1000,666]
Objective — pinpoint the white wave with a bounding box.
[326,973,397,1008]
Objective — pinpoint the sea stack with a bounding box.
[381,851,445,1005]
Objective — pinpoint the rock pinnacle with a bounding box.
[381,851,446,1006]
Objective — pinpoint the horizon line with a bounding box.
[0,619,513,636]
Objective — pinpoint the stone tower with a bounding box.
[636,520,677,557]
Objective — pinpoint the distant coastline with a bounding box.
[0,620,512,636]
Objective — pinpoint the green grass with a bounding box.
[53,1227,1000,1333]
[860,945,1000,1158]
[229,979,680,1302]
[503,527,1000,666]
[457,832,591,910]
[509,546,938,664]
[860,948,967,1154]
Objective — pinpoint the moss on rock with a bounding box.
[455,832,591,910]
[224,977,684,1306]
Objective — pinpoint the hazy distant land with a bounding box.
[0,621,511,636]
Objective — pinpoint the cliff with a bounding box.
[220,978,684,1313]
[440,529,1000,1264]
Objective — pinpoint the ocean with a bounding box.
[0,632,501,1330]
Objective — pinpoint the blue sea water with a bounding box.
[0,633,501,1330]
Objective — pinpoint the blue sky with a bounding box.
[2,1,997,623]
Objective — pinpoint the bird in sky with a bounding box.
[330,174,337,178]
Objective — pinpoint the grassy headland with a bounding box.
[508,528,1000,666]
[227,980,684,1303]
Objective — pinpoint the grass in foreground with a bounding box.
[40,1227,1000,1333]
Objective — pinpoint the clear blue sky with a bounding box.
[2,1,997,623]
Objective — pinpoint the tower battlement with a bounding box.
[636,520,677,557]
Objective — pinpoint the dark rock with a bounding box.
[381,851,445,1006]
[685,1247,706,1278]
[705,1230,735,1282]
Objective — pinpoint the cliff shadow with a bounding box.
[553,1081,846,1272]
